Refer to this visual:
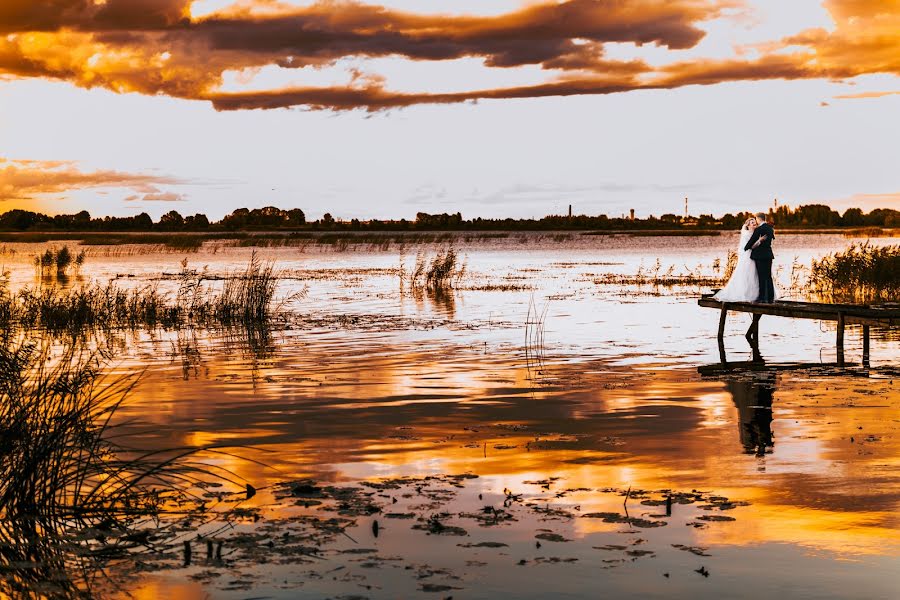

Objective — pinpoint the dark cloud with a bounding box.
[0,0,190,33]
[0,1,898,111]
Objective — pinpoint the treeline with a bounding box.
[0,204,897,233]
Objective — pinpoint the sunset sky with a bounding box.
[1,0,898,220]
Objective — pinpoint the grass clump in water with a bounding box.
[403,247,467,294]
[809,243,900,303]
[34,245,86,278]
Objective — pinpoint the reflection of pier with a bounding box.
[698,297,900,366]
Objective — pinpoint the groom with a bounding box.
[744,211,776,303]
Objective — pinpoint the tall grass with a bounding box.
[403,247,467,294]
[1,254,285,336]
[34,245,86,277]
[216,253,280,323]
[809,243,900,303]
[0,340,245,596]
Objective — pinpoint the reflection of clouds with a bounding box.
[114,331,900,557]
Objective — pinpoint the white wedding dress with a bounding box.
[714,226,760,302]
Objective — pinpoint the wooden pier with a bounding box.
[698,297,900,365]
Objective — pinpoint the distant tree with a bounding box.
[158,210,184,230]
[286,208,306,226]
[134,212,153,229]
[842,208,864,226]
[793,204,840,226]
[221,208,250,230]
[0,209,45,230]
[184,213,210,230]
[322,213,334,226]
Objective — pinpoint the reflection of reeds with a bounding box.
[809,243,900,303]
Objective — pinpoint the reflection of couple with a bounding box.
[714,211,777,303]
[727,379,774,456]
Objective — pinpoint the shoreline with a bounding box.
[0,227,896,243]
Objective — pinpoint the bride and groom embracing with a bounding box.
[714,212,777,303]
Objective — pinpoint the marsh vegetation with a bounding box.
[1,254,285,338]
[0,340,246,597]
[0,233,897,598]
[34,245,86,278]
[809,243,900,303]
[401,247,467,295]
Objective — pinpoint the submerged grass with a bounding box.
[809,243,900,303]
[593,258,727,289]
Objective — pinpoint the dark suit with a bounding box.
[744,222,775,303]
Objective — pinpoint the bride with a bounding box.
[714,217,765,302]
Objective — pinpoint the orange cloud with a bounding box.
[0,157,184,201]
[834,90,900,99]
[0,1,899,111]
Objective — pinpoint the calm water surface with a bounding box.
[2,232,898,599]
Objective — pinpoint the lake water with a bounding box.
[1,231,898,599]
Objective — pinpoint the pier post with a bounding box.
[746,313,761,343]
[862,325,870,368]
[717,304,728,363]
[836,312,845,366]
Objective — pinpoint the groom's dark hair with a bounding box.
[756,212,767,222]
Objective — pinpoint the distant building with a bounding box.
[630,208,635,221]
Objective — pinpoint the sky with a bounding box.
[0,0,899,221]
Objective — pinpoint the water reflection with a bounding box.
[1,235,898,598]
[726,376,775,456]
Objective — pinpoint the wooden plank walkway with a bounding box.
[698,296,900,366]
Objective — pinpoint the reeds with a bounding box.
[593,259,724,289]
[525,298,549,379]
[34,245,86,277]
[215,253,280,323]
[403,247,467,294]
[1,254,286,336]
[0,340,246,596]
[808,243,900,303]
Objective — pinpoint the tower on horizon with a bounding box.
[684,197,689,219]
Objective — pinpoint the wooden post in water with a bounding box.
[836,312,845,366]
[862,325,870,368]
[718,304,729,363]
[746,314,762,343]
